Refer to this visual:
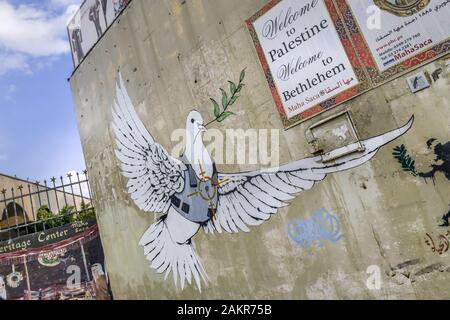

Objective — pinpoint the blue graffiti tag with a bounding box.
[287,208,343,248]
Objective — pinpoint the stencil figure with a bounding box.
[112,73,414,291]
[71,28,84,62]
[419,138,450,181]
[113,0,125,16]
[89,0,102,38]
[439,205,450,227]
[69,10,84,64]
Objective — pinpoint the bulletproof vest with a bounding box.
[170,156,219,224]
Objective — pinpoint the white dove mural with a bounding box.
[112,73,414,291]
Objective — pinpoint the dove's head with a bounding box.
[186,110,207,141]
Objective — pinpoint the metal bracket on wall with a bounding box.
[305,110,365,163]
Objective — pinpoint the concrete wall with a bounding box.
[69,0,450,299]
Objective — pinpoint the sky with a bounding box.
[0,0,85,182]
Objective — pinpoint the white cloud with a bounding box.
[0,52,31,75]
[2,83,17,102]
[50,0,81,9]
[0,0,81,75]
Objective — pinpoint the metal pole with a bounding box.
[1,189,10,233]
[51,177,60,213]
[23,255,31,292]
[11,188,20,236]
[27,184,37,233]
[60,176,68,209]
[43,180,53,213]
[80,240,91,282]
[68,173,78,212]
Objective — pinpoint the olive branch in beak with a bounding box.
[205,68,246,128]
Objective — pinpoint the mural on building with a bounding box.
[112,72,413,291]
[287,208,342,248]
[67,0,132,67]
[393,138,450,226]
[206,69,246,126]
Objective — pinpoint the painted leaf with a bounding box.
[240,68,246,83]
[217,111,234,122]
[220,89,228,109]
[393,144,418,176]
[228,81,236,94]
[229,95,239,106]
[211,98,220,118]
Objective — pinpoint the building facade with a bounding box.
[0,173,91,241]
[69,0,450,299]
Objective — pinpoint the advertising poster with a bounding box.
[67,0,132,68]
[247,0,449,129]
[247,0,370,128]
[337,0,450,84]
[0,219,112,300]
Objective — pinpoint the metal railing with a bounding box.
[0,170,95,241]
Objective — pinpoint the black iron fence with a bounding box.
[0,171,94,241]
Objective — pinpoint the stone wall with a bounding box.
[69,0,450,299]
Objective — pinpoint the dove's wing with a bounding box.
[112,73,186,213]
[203,117,414,234]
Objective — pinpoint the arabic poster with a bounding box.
[336,0,450,84]
[247,0,369,128]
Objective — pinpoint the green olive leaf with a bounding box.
[229,95,239,106]
[236,83,245,93]
[239,68,246,83]
[220,88,228,109]
[228,81,236,94]
[211,98,220,118]
[217,111,234,122]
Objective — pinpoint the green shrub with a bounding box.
[35,202,96,230]
[77,201,96,221]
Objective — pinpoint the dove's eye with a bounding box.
[191,118,195,123]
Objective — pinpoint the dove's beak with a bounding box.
[198,123,207,132]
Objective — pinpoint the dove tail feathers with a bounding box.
[138,218,209,292]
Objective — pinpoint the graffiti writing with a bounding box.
[287,208,343,248]
[366,265,382,290]
[425,231,450,255]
